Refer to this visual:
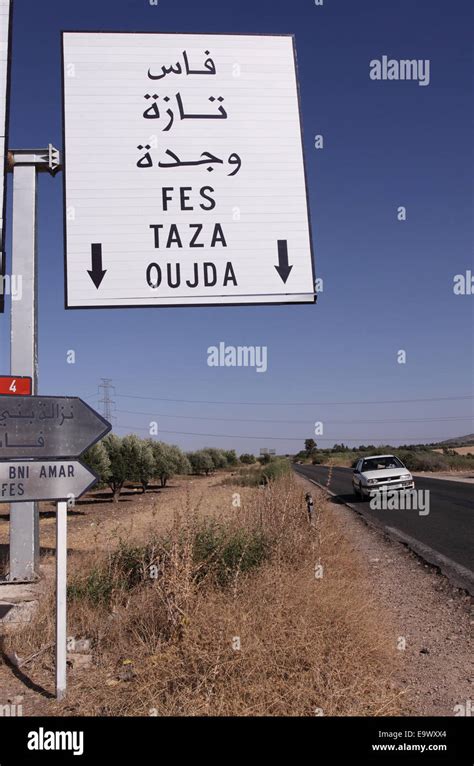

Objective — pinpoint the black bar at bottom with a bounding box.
[0,716,471,764]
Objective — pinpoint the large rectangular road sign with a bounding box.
[62,32,315,308]
[0,460,98,502]
[0,395,111,459]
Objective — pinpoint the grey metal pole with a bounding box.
[55,500,67,700]
[9,163,39,581]
[7,146,61,582]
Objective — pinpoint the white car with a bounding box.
[352,454,414,499]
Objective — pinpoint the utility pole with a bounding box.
[98,378,116,423]
[7,146,61,581]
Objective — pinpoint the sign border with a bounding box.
[61,30,317,310]
[0,394,112,461]
[0,458,100,503]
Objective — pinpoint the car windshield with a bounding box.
[361,456,404,471]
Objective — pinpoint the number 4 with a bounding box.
[9,380,16,393]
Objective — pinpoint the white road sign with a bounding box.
[62,32,315,308]
[0,0,11,312]
[0,460,98,502]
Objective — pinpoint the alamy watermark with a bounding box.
[370,489,430,516]
[453,270,473,295]
[0,701,23,717]
[27,728,84,756]
[207,342,267,373]
[370,56,430,87]
[453,699,473,716]
[0,274,22,301]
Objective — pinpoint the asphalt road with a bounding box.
[294,464,474,580]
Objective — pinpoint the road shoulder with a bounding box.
[296,473,474,716]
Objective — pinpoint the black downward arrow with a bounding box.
[88,243,107,289]
[274,240,293,284]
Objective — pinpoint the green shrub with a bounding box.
[396,450,446,472]
[68,541,155,606]
[239,453,256,465]
[68,567,115,606]
[222,466,263,487]
[68,520,270,607]
[193,521,269,586]
[262,458,291,483]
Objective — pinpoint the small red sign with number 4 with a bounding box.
[0,376,32,396]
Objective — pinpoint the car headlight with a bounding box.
[400,474,411,480]
[367,478,378,485]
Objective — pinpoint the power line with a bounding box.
[112,424,464,442]
[115,409,473,426]
[115,393,474,407]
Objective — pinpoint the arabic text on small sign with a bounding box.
[0,396,111,459]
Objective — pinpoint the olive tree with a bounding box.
[102,434,130,502]
[203,448,228,470]
[122,434,155,492]
[223,449,238,466]
[187,450,214,475]
[81,440,111,485]
[149,441,191,487]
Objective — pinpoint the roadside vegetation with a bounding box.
[82,437,293,500]
[10,475,401,716]
[82,438,240,502]
[224,455,292,487]
[294,439,474,472]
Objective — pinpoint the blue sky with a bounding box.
[1,0,472,453]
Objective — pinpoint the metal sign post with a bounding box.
[0,0,12,314]
[7,147,61,581]
[55,500,67,700]
[9,159,39,580]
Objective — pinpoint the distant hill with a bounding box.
[435,434,474,447]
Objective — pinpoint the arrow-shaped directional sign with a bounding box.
[275,240,293,284]
[0,460,98,503]
[88,243,107,289]
[0,396,111,460]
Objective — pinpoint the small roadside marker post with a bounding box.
[55,500,67,701]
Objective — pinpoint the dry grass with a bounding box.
[432,446,474,456]
[10,476,402,716]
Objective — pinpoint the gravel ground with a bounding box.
[296,474,474,716]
